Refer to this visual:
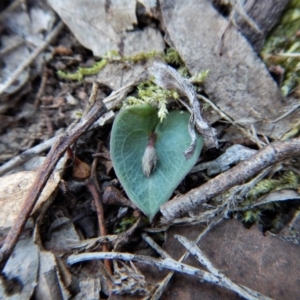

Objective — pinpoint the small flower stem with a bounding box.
[148,132,157,147]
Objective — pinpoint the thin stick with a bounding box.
[82,81,99,117]
[141,234,175,300]
[142,234,170,259]
[142,218,222,299]
[0,136,57,176]
[160,138,300,221]
[197,94,265,148]
[270,103,300,123]
[69,235,118,250]
[0,21,64,95]
[87,141,112,274]
[0,83,107,271]
[68,252,230,286]
[67,250,270,299]
[34,67,48,108]
[0,111,114,176]
[0,0,24,22]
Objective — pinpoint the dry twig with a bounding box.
[69,235,118,250]
[67,244,270,300]
[197,94,266,148]
[0,111,114,176]
[0,136,57,176]
[67,252,232,287]
[34,67,49,108]
[142,218,223,299]
[0,21,64,95]
[160,138,300,221]
[87,140,112,274]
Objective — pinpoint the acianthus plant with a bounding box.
[58,47,210,219]
[110,104,203,220]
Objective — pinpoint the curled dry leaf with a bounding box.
[72,157,91,181]
[149,62,218,152]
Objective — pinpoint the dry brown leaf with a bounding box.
[162,219,300,299]
[0,235,38,300]
[214,0,289,52]
[74,275,102,300]
[47,0,165,56]
[0,170,60,233]
[159,0,298,139]
[93,60,154,90]
[72,157,91,181]
[74,261,112,298]
[0,4,56,95]
[44,217,81,253]
[0,35,29,95]
[34,250,72,300]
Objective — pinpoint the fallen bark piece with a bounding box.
[191,144,257,175]
[159,0,298,139]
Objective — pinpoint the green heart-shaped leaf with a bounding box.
[110,104,203,219]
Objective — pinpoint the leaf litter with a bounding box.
[0,0,300,299]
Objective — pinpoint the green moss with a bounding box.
[114,216,137,234]
[247,171,299,200]
[57,48,209,123]
[190,70,209,85]
[261,0,300,96]
[242,209,262,223]
[58,59,108,80]
[239,171,300,227]
[165,48,184,65]
[57,50,162,81]
[123,81,179,122]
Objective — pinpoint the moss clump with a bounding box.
[58,50,162,81]
[261,0,300,96]
[123,81,179,122]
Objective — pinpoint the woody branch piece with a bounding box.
[160,138,300,221]
[67,249,271,300]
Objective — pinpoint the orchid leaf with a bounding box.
[110,104,203,219]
